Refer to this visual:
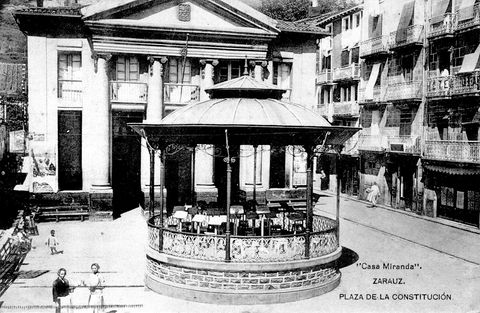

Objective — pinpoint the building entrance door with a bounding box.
[112,112,142,217]
[58,111,82,190]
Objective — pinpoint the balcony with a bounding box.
[428,13,456,39]
[451,71,480,96]
[389,25,424,50]
[332,64,360,82]
[164,83,200,109]
[110,81,147,104]
[358,134,385,152]
[424,140,480,163]
[387,135,420,154]
[317,70,333,85]
[456,3,480,32]
[359,86,385,103]
[332,101,360,116]
[58,80,82,107]
[386,80,422,101]
[360,36,389,58]
[426,75,451,98]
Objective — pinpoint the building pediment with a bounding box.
[82,0,279,37]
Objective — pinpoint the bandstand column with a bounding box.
[266,61,274,84]
[336,148,342,245]
[88,53,113,209]
[305,145,315,259]
[141,57,168,212]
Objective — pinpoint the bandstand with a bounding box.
[129,73,359,304]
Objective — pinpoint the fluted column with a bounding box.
[141,56,168,210]
[90,53,112,191]
[200,59,218,101]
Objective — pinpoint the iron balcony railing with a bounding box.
[389,24,424,49]
[317,70,333,84]
[387,135,421,154]
[110,81,147,103]
[358,86,385,103]
[359,35,389,58]
[164,83,200,107]
[332,64,360,81]
[58,80,82,106]
[428,13,456,38]
[456,3,480,32]
[386,80,422,101]
[424,140,480,163]
[332,101,360,116]
[426,75,452,98]
[451,71,480,95]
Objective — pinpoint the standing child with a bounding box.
[82,263,105,313]
[46,230,63,255]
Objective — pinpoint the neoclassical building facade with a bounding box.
[14,0,326,216]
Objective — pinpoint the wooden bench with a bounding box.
[38,205,89,222]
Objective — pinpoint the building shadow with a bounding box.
[336,246,359,269]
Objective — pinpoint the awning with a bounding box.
[431,0,451,24]
[192,214,207,223]
[365,63,381,100]
[395,1,415,43]
[458,44,480,73]
[457,0,476,21]
[424,164,480,175]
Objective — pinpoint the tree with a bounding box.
[259,0,358,22]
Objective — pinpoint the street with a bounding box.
[1,193,479,313]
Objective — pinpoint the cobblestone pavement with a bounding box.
[1,195,479,313]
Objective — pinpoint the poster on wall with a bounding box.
[30,148,58,193]
[9,130,25,153]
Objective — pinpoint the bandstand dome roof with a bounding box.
[129,75,360,146]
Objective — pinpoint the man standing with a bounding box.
[367,182,380,207]
[52,268,74,313]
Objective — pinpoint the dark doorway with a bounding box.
[58,111,82,190]
[270,145,286,188]
[215,145,240,205]
[112,112,142,217]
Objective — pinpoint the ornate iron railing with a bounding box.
[164,83,200,106]
[317,70,333,84]
[333,64,360,81]
[386,81,422,101]
[360,35,389,58]
[451,71,480,95]
[424,140,480,163]
[332,101,360,116]
[426,75,452,98]
[389,24,423,49]
[428,13,456,38]
[147,215,339,263]
[110,81,147,103]
[58,80,82,105]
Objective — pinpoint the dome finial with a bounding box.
[243,56,249,76]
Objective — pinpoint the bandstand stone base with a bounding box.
[145,251,342,304]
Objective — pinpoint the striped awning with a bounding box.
[424,164,480,175]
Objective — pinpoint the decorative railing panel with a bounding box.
[386,81,422,101]
[316,104,328,116]
[164,83,200,106]
[148,224,160,251]
[163,230,226,261]
[309,231,338,258]
[312,215,337,232]
[230,235,305,262]
[451,71,480,95]
[110,81,147,103]
[426,76,451,98]
[389,24,423,49]
[456,4,480,31]
[360,36,389,58]
[317,70,333,84]
[58,80,82,105]
[387,136,420,154]
[428,13,456,38]
[424,140,480,163]
[332,101,360,116]
[333,64,360,81]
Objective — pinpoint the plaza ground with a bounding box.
[1,193,479,313]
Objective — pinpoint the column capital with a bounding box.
[91,52,112,73]
[250,60,268,67]
[199,59,219,67]
[148,56,168,76]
